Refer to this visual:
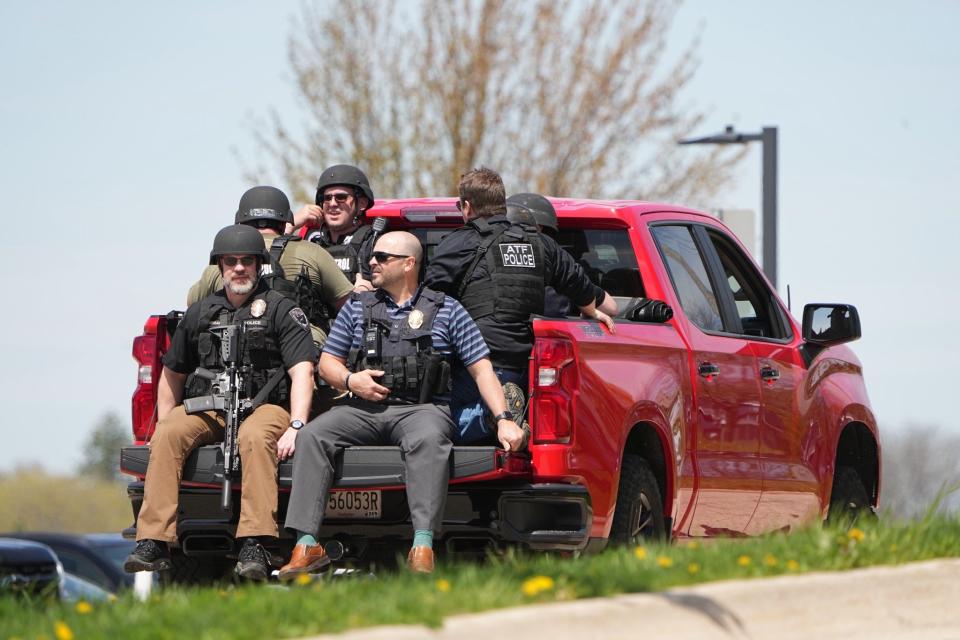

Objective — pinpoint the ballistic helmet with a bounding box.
[209,224,269,265]
[235,186,293,226]
[314,164,375,212]
[506,193,558,235]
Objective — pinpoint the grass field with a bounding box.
[3,513,959,640]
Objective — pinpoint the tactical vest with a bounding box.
[311,225,373,282]
[457,218,546,325]
[261,235,332,333]
[347,288,451,404]
[184,288,290,406]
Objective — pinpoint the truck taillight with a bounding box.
[132,319,161,443]
[532,338,579,444]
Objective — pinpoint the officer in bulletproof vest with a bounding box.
[288,164,382,291]
[506,192,619,319]
[124,224,317,582]
[424,167,615,445]
[278,231,523,579]
[187,186,355,348]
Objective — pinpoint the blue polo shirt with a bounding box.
[323,286,490,367]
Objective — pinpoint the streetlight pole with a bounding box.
[678,125,779,289]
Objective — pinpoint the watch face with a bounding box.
[290,420,305,430]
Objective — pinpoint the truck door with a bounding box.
[650,224,763,537]
[699,228,820,534]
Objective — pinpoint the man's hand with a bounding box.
[349,369,390,402]
[497,419,524,452]
[592,309,616,334]
[354,274,374,293]
[291,204,323,231]
[277,427,298,461]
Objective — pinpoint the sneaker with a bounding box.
[235,538,272,581]
[123,539,172,573]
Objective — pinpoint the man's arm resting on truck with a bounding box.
[466,358,524,452]
[276,360,318,461]
[156,367,187,422]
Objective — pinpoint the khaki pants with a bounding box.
[136,403,289,543]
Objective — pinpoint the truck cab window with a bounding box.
[554,228,644,297]
[651,225,723,332]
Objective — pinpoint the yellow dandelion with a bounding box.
[296,573,312,586]
[521,575,555,596]
[763,553,778,567]
[634,546,647,560]
[687,562,700,574]
[786,559,800,571]
[847,528,865,543]
[435,578,452,593]
[74,601,93,615]
[737,555,751,567]
[656,556,673,568]
[54,621,74,640]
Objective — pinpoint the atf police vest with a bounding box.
[458,218,546,324]
[348,288,451,404]
[261,235,331,333]
[185,288,289,405]
[311,225,373,282]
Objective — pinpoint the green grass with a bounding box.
[4,515,960,640]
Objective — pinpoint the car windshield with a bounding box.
[85,536,135,571]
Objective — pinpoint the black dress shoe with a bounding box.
[235,538,272,581]
[123,539,172,573]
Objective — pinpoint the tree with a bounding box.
[247,0,745,204]
[77,412,131,482]
[880,425,960,520]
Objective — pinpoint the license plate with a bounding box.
[325,490,381,519]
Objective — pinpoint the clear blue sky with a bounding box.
[1,1,957,472]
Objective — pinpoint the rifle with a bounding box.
[183,323,251,512]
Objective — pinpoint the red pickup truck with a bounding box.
[122,198,878,580]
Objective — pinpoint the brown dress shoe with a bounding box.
[278,543,331,580]
[407,546,435,573]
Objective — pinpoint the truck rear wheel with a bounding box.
[610,455,666,543]
[827,465,876,525]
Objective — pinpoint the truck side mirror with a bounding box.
[624,298,674,323]
[802,304,861,346]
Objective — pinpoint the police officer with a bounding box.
[506,192,619,318]
[424,168,615,445]
[124,224,318,581]
[290,164,380,291]
[277,231,522,578]
[188,186,355,348]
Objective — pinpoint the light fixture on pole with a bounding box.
[679,125,779,289]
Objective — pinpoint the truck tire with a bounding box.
[610,455,666,543]
[827,465,876,525]
[160,549,232,585]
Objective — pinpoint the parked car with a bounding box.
[1,532,135,593]
[0,537,60,600]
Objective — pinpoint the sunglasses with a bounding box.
[221,256,257,267]
[371,251,410,264]
[322,192,352,204]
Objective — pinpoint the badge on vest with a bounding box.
[251,299,267,318]
[499,243,536,268]
[408,309,424,329]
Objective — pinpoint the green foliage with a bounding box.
[0,468,132,533]
[77,411,132,482]
[3,516,960,639]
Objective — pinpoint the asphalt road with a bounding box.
[305,558,960,640]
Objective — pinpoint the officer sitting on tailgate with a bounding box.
[424,167,615,447]
[188,186,355,349]
[124,224,317,581]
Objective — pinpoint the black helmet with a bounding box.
[235,185,293,226]
[209,224,269,265]
[314,164,375,211]
[506,193,558,234]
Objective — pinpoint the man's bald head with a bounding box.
[375,231,423,266]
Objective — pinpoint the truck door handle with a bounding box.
[760,366,780,382]
[698,362,720,379]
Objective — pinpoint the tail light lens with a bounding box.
[532,338,579,444]
[131,316,163,443]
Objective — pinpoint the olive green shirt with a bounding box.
[188,232,354,345]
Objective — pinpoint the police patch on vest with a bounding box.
[335,257,353,271]
[288,307,309,330]
[251,299,267,318]
[499,243,536,268]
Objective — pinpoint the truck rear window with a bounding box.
[554,228,644,297]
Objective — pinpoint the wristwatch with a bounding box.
[290,420,305,431]
[492,410,515,423]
